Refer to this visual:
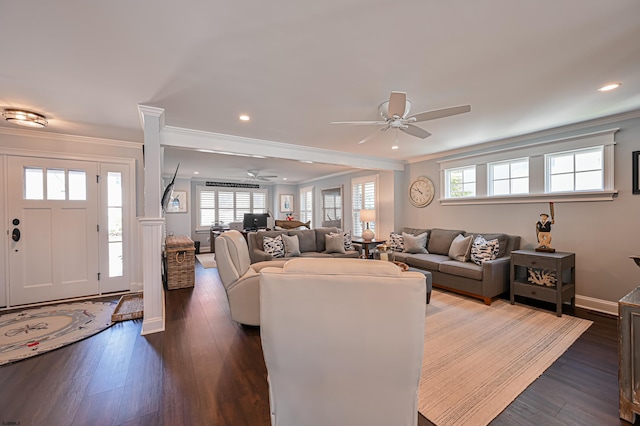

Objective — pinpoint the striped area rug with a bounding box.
[419,290,592,426]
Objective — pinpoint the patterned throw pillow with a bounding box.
[470,235,500,265]
[263,235,285,258]
[330,231,354,251]
[389,232,404,252]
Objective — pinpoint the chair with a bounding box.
[260,258,426,426]
[214,230,286,325]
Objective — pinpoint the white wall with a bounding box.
[402,116,640,304]
[164,178,192,237]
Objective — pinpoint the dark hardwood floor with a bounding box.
[0,261,637,426]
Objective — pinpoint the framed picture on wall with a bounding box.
[280,194,294,212]
[166,190,188,213]
[633,151,640,195]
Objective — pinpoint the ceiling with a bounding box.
[2,1,639,183]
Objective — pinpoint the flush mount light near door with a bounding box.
[3,109,48,127]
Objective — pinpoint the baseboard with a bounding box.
[575,294,618,316]
[141,316,165,335]
[129,281,143,292]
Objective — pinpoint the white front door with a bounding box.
[8,156,99,305]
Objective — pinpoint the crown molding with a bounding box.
[409,108,640,164]
[0,125,142,149]
[137,105,166,129]
[160,125,406,172]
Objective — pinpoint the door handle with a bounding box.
[12,228,20,242]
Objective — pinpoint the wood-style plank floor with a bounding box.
[0,261,637,426]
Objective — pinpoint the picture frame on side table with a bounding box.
[166,190,188,213]
[633,151,640,195]
[280,194,294,213]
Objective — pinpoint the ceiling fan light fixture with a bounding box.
[3,109,48,128]
[598,83,621,92]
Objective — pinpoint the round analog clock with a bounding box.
[408,176,435,207]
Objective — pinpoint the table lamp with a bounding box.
[360,209,375,240]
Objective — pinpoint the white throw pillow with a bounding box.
[263,235,285,258]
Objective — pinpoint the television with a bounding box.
[243,213,269,231]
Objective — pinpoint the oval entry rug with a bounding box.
[0,301,115,366]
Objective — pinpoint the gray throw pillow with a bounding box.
[448,234,473,262]
[282,234,301,257]
[325,233,346,254]
[402,232,428,254]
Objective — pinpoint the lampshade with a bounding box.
[360,209,376,222]
[3,109,48,128]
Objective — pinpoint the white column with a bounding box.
[138,105,166,335]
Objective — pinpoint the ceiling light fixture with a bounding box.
[300,160,313,164]
[391,145,399,150]
[598,83,621,92]
[3,109,48,128]
[239,114,250,121]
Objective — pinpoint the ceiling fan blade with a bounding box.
[331,121,388,125]
[401,124,431,139]
[259,175,277,179]
[387,92,407,118]
[358,127,387,144]
[408,105,471,123]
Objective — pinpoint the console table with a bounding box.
[510,249,575,317]
[619,286,640,423]
[351,238,386,259]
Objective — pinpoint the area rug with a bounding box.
[419,290,592,426]
[0,301,114,366]
[196,253,217,268]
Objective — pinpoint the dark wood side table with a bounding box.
[619,286,640,423]
[510,249,576,317]
[351,238,386,259]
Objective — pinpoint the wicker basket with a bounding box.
[165,235,195,289]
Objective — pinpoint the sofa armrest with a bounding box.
[481,256,511,297]
[351,242,363,253]
[251,249,273,263]
[252,259,288,272]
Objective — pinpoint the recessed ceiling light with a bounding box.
[391,145,399,150]
[193,171,199,175]
[598,83,621,92]
[3,109,48,127]
[239,114,250,121]
[283,178,287,181]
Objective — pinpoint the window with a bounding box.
[299,186,313,225]
[489,158,529,196]
[322,187,342,225]
[546,147,603,192]
[24,167,87,201]
[352,175,377,237]
[445,166,476,198]
[196,186,268,229]
[107,172,123,277]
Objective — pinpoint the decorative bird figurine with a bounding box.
[631,256,640,268]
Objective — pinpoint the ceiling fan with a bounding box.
[331,91,471,144]
[244,169,278,181]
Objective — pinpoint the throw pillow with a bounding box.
[330,231,354,251]
[389,232,405,252]
[263,235,285,258]
[402,232,428,254]
[282,234,301,257]
[448,234,473,262]
[470,235,500,265]
[325,233,346,254]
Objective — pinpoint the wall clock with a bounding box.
[408,176,435,207]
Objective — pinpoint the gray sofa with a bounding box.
[248,227,361,263]
[391,227,520,305]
